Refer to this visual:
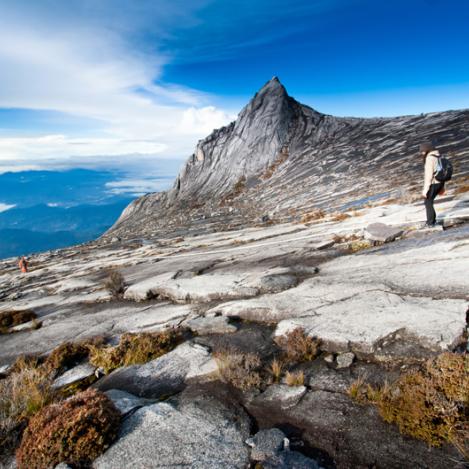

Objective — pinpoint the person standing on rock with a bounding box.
[18,256,28,273]
[420,142,445,227]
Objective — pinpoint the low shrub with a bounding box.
[285,370,305,386]
[331,212,350,222]
[349,353,469,456]
[16,388,120,469]
[104,269,126,298]
[43,342,90,377]
[347,240,373,253]
[276,328,320,364]
[0,310,37,334]
[214,349,262,391]
[89,330,180,374]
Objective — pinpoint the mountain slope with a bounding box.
[108,77,469,239]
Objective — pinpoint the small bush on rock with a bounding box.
[276,328,320,363]
[43,342,90,377]
[285,370,305,386]
[89,330,180,373]
[215,349,262,391]
[104,269,126,298]
[0,310,37,334]
[16,388,120,469]
[349,353,469,456]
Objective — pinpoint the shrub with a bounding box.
[89,330,180,374]
[214,349,262,391]
[331,212,350,222]
[285,370,305,386]
[43,342,90,377]
[276,328,320,363]
[349,353,469,456]
[347,240,373,253]
[0,359,54,457]
[104,269,126,298]
[0,310,37,334]
[16,388,120,469]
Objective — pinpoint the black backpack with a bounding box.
[434,156,453,182]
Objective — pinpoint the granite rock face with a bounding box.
[108,77,469,240]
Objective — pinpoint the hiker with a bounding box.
[420,142,446,227]
[18,256,28,273]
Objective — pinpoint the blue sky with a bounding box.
[0,0,468,175]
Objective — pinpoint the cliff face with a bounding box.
[108,77,469,239]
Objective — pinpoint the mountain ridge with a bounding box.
[108,77,469,239]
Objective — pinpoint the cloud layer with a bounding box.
[0,0,236,173]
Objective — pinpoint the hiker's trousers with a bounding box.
[425,182,445,225]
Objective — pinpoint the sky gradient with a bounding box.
[0,0,468,175]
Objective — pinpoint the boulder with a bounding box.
[95,342,217,398]
[364,222,403,243]
[246,428,286,461]
[251,384,307,410]
[262,451,320,469]
[336,352,355,369]
[93,389,251,469]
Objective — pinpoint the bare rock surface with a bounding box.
[93,388,251,469]
[364,222,403,243]
[95,342,217,398]
[104,389,154,416]
[51,362,96,390]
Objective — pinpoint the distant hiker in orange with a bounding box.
[18,256,28,273]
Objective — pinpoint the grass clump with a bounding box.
[331,212,350,222]
[285,370,305,387]
[104,269,126,298]
[16,388,120,469]
[0,310,37,334]
[349,353,469,456]
[347,239,373,253]
[0,358,54,457]
[276,328,320,364]
[269,358,284,383]
[89,330,180,374]
[214,349,262,391]
[300,209,326,224]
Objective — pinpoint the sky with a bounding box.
[0,0,468,177]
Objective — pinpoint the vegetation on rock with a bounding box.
[16,388,120,469]
[285,370,305,386]
[104,269,126,298]
[276,328,320,363]
[0,310,37,334]
[214,349,263,390]
[349,353,469,456]
[89,330,180,374]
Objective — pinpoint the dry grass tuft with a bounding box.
[104,269,126,298]
[269,358,284,384]
[0,359,54,457]
[89,330,180,374]
[214,349,262,391]
[300,209,326,224]
[349,353,469,456]
[262,151,289,180]
[0,310,37,334]
[16,388,120,469]
[285,370,305,387]
[276,328,320,364]
[331,212,350,222]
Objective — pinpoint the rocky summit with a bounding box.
[1,79,469,469]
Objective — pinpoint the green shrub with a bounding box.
[89,330,180,374]
[16,388,120,469]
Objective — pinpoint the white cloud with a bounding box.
[0,1,237,172]
[0,203,16,213]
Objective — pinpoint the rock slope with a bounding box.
[108,77,469,240]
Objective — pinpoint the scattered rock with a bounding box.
[364,222,403,243]
[336,352,355,369]
[313,238,335,250]
[262,450,320,469]
[95,342,217,398]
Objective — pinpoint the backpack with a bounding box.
[434,156,453,182]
